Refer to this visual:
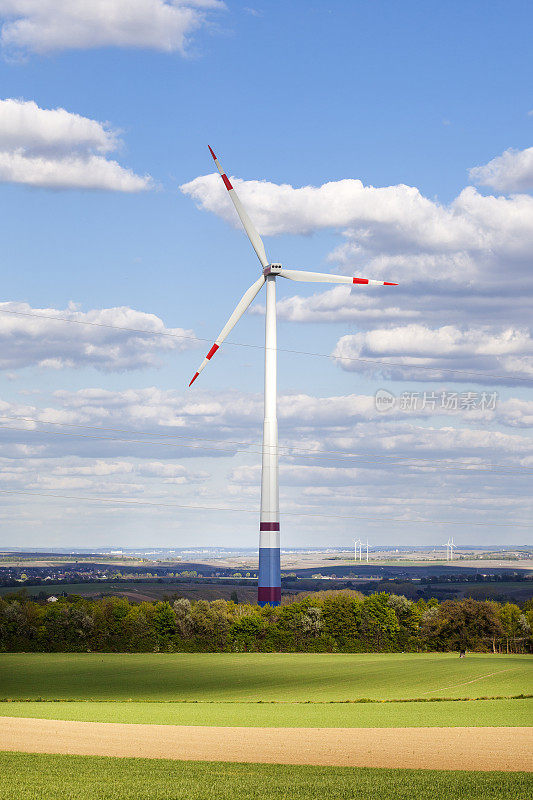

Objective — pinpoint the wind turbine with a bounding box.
[188,147,398,606]
[449,537,456,561]
[354,538,361,562]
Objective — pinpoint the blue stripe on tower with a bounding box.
[258,523,280,606]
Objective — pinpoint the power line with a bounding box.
[0,307,530,382]
[0,489,530,527]
[1,419,532,475]
[1,414,525,469]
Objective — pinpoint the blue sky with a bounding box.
[0,0,532,549]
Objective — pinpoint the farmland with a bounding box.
[1,653,530,702]
[1,652,530,795]
[1,752,530,800]
[0,581,258,603]
[1,697,531,728]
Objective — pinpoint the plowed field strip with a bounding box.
[0,717,531,772]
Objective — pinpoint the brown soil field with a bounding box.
[0,717,531,771]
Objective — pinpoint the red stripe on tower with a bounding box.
[206,343,219,360]
[353,277,369,284]
[221,173,233,191]
[258,587,282,603]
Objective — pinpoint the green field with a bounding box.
[0,582,132,597]
[1,753,530,800]
[0,581,259,602]
[1,653,530,702]
[1,697,530,727]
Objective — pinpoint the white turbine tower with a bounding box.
[188,147,398,606]
[443,538,451,561]
[354,538,363,562]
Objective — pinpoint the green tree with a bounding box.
[433,599,503,652]
[151,602,177,646]
[321,593,363,650]
[360,593,400,651]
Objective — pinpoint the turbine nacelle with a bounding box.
[263,264,283,276]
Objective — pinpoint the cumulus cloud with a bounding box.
[0,0,225,55]
[0,99,151,190]
[0,301,197,371]
[180,171,533,310]
[182,158,533,381]
[180,172,533,256]
[469,146,533,193]
[332,325,533,384]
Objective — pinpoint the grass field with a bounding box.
[426,581,533,602]
[0,581,259,602]
[1,752,530,800]
[1,697,531,727]
[1,653,530,702]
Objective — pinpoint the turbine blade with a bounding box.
[208,146,269,268]
[278,269,397,286]
[188,275,266,387]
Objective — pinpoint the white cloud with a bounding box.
[1,388,531,542]
[2,388,531,461]
[180,171,533,323]
[180,172,533,256]
[332,324,533,384]
[0,97,118,154]
[0,301,197,371]
[469,146,533,193]
[496,398,533,429]
[259,285,418,324]
[182,160,533,384]
[0,456,208,495]
[0,0,225,55]
[181,173,473,242]
[0,98,151,190]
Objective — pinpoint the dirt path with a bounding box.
[1,717,531,771]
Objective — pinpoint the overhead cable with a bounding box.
[1,420,532,475]
[0,307,530,382]
[0,488,530,527]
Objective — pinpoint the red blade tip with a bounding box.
[384,282,398,286]
[189,372,199,387]
[208,145,217,161]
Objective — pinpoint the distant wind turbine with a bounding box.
[449,537,457,561]
[354,538,361,562]
[188,147,398,606]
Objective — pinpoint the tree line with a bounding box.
[0,590,531,654]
